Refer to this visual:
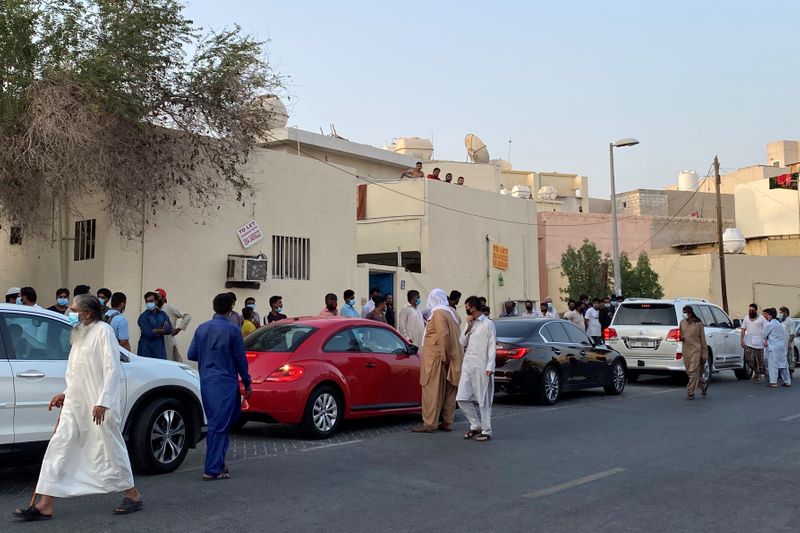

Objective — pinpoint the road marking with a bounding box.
[299,439,363,452]
[625,388,683,398]
[523,468,626,499]
[779,413,800,422]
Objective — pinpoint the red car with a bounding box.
[239,317,421,438]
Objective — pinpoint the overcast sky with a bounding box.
[184,0,798,198]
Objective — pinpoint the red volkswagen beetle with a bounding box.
[238,317,421,438]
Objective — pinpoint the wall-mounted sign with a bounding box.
[400,280,406,290]
[492,244,509,271]
[236,219,263,249]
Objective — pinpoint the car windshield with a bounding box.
[494,320,538,340]
[245,324,316,352]
[613,304,678,326]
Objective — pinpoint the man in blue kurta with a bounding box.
[188,293,252,480]
[137,291,173,358]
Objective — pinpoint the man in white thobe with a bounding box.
[155,288,192,362]
[15,295,142,522]
[397,290,425,348]
[764,307,791,387]
[779,306,796,371]
[457,296,496,441]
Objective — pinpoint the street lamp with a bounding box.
[609,137,639,297]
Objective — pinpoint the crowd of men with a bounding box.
[401,161,466,185]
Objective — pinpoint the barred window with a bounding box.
[9,225,21,245]
[74,219,96,261]
[272,236,310,280]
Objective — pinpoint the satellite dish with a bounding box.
[465,134,490,164]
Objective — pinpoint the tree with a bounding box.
[619,252,663,299]
[560,240,612,302]
[0,0,283,238]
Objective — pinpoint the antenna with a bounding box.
[507,139,512,162]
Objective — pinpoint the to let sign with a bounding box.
[236,219,263,249]
[492,244,509,271]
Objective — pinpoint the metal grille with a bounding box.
[272,235,310,280]
[73,219,96,261]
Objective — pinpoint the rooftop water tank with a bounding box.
[511,185,532,199]
[253,94,289,130]
[678,170,699,191]
[722,228,745,254]
[393,137,434,160]
[537,185,558,201]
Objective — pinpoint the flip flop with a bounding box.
[202,472,230,481]
[474,434,492,442]
[113,497,143,515]
[14,505,52,522]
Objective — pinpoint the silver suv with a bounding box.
[604,298,752,382]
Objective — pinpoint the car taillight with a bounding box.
[604,328,618,341]
[246,351,259,362]
[496,347,529,359]
[666,329,681,342]
[675,352,683,360]
[266,364,305,382]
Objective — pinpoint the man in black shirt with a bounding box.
[599,296,615,332]
[266,295,287,324]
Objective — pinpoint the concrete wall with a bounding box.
[734,179,800,238]
[768,140,800,168]
[665,190,735,220]
[616,190,668,217]
[421,161,499,192]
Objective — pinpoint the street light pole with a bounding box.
[608,138,639,298]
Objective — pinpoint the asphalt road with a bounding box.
[3,372,800,532]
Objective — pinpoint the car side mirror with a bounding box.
[732,319,741,328]
[408,344,419,355]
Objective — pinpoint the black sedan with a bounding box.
[493,318,627,405]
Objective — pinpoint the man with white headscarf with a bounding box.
[413,289,464,433]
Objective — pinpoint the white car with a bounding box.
[604,298,752,382]
[0,304,206,474]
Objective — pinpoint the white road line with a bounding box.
[298,439,363,452]
[625,388,683,398]
[523,467,626,499]
[779,413,800,422]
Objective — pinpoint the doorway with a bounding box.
[369,271,395,301]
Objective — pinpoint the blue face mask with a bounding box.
[98,297,106,306]
[415,297,421,306]
[68,312,80,328]
[276,306,283,314]
[247,303,256,310]
[16,297,22,305]
[347,299,356,307]
[57,297,69,307]
[146,301,156,311]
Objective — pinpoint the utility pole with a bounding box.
[714,156,729,313]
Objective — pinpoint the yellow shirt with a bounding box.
[242,320,257,337]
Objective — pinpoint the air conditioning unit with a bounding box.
[227,255,268,282]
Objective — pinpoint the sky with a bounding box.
[183,0,799,198]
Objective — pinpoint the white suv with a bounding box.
[0,304,206,474]
[604,298,752,382]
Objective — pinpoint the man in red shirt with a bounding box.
[319,293,338,316]
[427,167,441,180]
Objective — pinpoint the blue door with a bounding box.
[369,272,395,300]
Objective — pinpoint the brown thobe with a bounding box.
[680,318,708,397]
[419,310,463,429]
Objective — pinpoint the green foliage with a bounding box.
[560,240,612,302]
[0,0,283,238]
[620,252,664,299]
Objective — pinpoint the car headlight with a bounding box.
[179,365,200,381]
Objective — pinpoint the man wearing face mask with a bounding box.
[244,297,260,325]
[600,297,615,332]
[544,297,558,319]
[340,289,360,318]
[97,288,112,316]
[778,306,796,374]
[457,296,497,442]
[137,291,173,359]
[48,288,71,315]
[155,288,191,362]
[398,290,425,348]
[105,292,131,351]
[540,301,557,319]
[266,295,287,323]
[521,300,539,317]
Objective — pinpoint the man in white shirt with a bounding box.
[155,288,192,363]
[521,300,540,317]
[740,302,768,383]
[563,300,585,331]
[397,290,425,348]
[456,296,496,442]
[540,301,557,319]
[779,306,796,372]
[585,298,603,345]
[360,287,380,318]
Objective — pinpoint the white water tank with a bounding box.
[511,185,532,199]
[678,170,699,191]
[393,137,434,160]
[537,185,558,201]
[722,228,746,254]
[253,94,289,130]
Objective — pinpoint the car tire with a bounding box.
[734,357,753,380]
[627,370,640,383]
[130,397,190,475]
[604,360,626,395]
[537,365,561,406]
[701,353,712,383]
[301,385,342,439]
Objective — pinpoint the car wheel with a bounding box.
[604,360,626,395]
[734,356,753,380]
[537,366,561,406]
[301,385,342,439]
[130,398,190,475]
[701,353,712,383]
[627,370,640,383]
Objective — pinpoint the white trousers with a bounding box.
[458,400,492,435]
[769,365,791,385]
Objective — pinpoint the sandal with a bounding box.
[113,498,143,516]
[13,505,52,522]
[474,434,491,442]
[685,395,695,401]
[464,429,482,440]
[202,472,230,481]
[769,384,779,388]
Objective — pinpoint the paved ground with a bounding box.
[3,372,800,532]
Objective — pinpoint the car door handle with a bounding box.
[580,350,586,356]
[551,347,561,355]
[365,362,377,368]
[16,371,45,379]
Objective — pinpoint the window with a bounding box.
[564,322,592,345]
[352,327,407,354]
[695,306,715,327]
[614,304,678,326]
[543,323,571,344]
[323,328,361,352]
[272,235,310,280]
[244,324,315,352]
[2,314,71,360]
[494,321,537,341]
[709,307,733,328]
[9,225,21,245]
[74,219,96,261]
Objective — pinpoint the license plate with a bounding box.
[629,340,655,348]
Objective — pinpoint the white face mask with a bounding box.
[682,313,689,320]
